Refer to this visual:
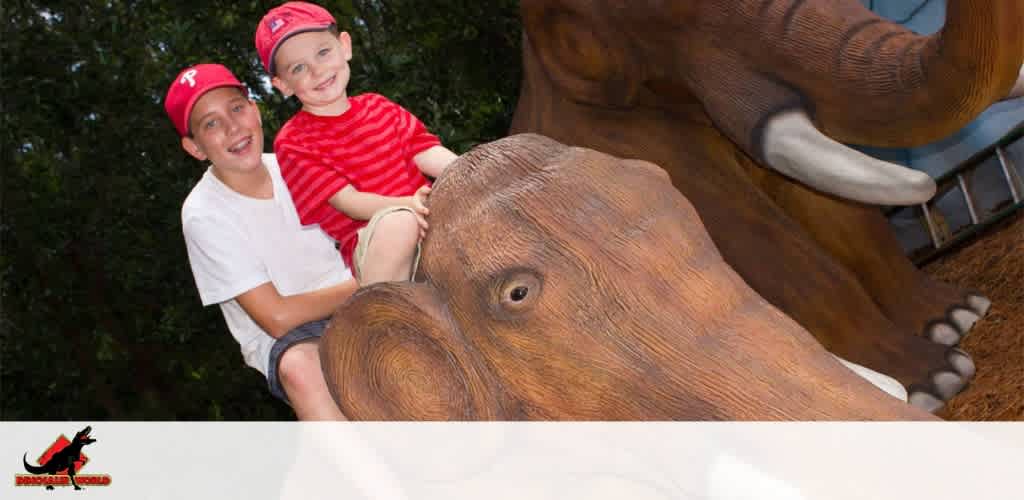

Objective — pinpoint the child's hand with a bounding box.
[411,185,432,217]
[414,212,428,239]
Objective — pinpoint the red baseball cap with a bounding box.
[164,64,246,137]
[255,1,336,75]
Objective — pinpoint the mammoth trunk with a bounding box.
[731,0,1023,147]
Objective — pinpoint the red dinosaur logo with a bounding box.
[16,426,112,490]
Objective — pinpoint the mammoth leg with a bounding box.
[649,126,972,410]
[697,193,973,411]
[752,166,990,347]
[661,128,972,410]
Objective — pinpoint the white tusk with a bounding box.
[762,110,936,205]
[832,354,908,402]
[1005,63,1024,100]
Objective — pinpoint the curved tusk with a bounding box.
[762,110,936,205]
[1004,63,1024,100]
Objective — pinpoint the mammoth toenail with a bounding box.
[949,308,980,334]
[947,348,976,379]
[932,371,963,400]
[908,391,944,413]
[966,295,992,316]
[928,323,960,346]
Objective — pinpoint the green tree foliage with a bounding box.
[1,0,521,419]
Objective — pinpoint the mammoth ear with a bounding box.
[520,1,642,108]
[321,282,509,420]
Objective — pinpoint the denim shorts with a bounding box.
[266,319,330,405]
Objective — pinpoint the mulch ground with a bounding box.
[926,211,1024,420]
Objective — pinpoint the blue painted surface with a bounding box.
[855,0,1024,252]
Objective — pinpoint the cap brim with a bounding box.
[182,82,247,136]
[268,24,335,76]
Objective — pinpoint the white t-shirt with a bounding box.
[181,154,352,376]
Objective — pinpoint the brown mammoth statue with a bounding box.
[508,0,1024,411]
[322,133,933,420]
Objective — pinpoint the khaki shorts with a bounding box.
[352,205,423,283]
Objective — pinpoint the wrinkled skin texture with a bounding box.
[322,134,933,420]
[508,0,1024,409]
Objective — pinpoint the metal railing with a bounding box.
[885,122,1024,266]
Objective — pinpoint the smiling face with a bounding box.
[180,86,263,174]
[271,29,353,116]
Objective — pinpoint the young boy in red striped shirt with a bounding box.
[256,2,458,285]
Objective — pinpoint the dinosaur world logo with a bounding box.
[16,426,112,490]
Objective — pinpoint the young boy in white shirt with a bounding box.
[165,63,354,420]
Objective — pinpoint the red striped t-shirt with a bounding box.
[273,93,441,267]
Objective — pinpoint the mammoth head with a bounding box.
[516,0,1024,205]
[321,134,928,421]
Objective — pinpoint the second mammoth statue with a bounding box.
[509,0,1023,411]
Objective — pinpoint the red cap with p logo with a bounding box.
[163,63,245,137]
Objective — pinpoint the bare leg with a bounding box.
[279,342,346,421]
[359,210,421,285]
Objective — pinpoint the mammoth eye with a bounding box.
[509,286,529,302]
[496,271,542,316]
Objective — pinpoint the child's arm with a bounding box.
[413,145,459,179]
[236,279,359,339]
[328,185,430,225]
